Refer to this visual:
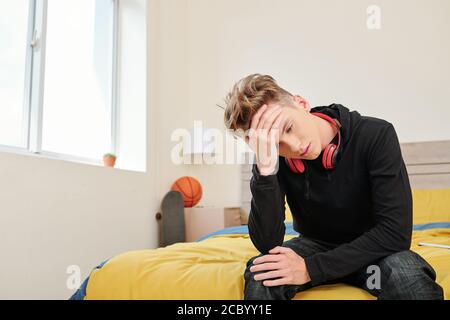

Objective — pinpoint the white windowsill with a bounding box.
[0,144,145,173]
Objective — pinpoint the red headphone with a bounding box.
[284,112,342,174]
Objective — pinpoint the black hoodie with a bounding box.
[248,104,413,286]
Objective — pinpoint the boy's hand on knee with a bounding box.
[249,246,311,287]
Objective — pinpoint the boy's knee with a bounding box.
[244,255,264,291]
[377,250,443,300]
[243,254,304,300]
[244,255,272,300]
[246,254,264,269]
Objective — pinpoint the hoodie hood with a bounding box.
[310,103,362,162]
[296,104,362,199]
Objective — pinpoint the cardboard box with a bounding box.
[184,207,242,242]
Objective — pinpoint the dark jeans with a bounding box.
[244,236,444,300]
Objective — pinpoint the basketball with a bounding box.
[171,176,203,208]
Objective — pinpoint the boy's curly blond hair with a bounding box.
[223,74,293,132]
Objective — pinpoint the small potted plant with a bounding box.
[103,153,117,168]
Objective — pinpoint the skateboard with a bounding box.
[156,190,186,247]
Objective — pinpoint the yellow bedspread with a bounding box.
[84,228,450,300]
[81,189,450,300]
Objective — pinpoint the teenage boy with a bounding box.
[223,74,443,300]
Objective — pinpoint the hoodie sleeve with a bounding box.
[304,123,413,285]
[248,162,287,254]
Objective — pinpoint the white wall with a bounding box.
[184,0,450,208]
[0,152,155,299]
[148,0,191,197]
[186,0,450,143]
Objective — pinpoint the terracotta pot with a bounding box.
[103,156,116,167]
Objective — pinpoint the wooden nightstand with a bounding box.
[184,207,243,242]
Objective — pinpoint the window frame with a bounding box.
[0,0,120,166]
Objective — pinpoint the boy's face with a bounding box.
[266,95,322,160]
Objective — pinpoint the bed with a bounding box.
[70,140,450,300]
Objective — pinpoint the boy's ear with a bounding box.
[292,95,311,112]
[292,95,303,103]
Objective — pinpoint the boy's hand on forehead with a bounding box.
[244,104,286,176]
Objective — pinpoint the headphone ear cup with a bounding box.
[331,146,339,168]
[286,158,305,174]
[322,144,337,170]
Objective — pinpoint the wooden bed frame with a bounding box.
[400,140,450,188]
[240,140,450,220]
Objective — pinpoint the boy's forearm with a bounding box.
[248,164,286,254]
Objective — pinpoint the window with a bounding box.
[0,0,118,163]
[0,0,30,148]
